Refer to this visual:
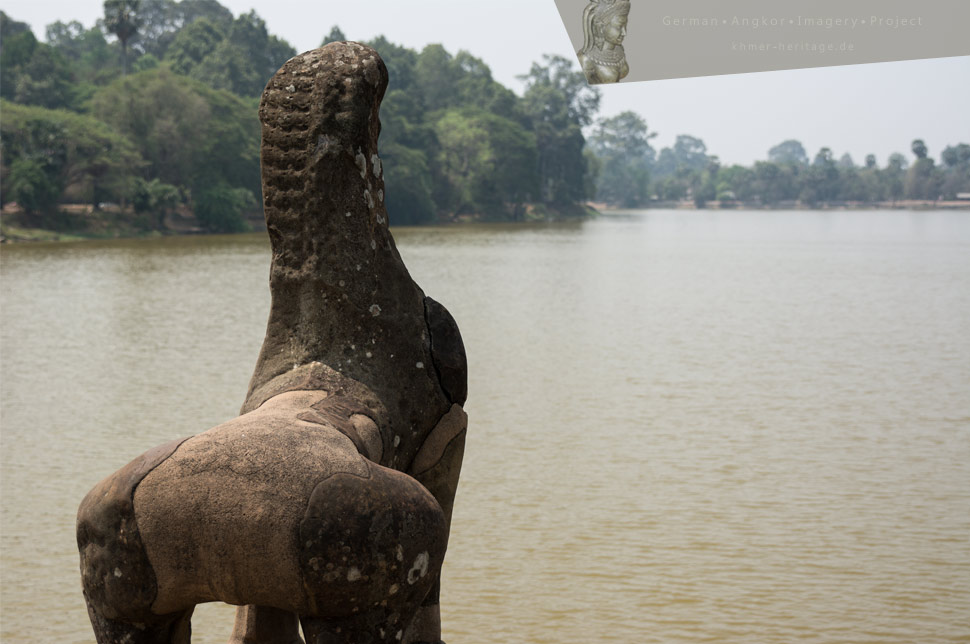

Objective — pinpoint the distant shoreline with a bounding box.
[589,199,970,211]
[2,201,967,244]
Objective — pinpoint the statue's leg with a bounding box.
[78,437,194,643]
[297,464,448,644]
[404,405,467,644]
[83,591,193,644]
[228,605,304,644]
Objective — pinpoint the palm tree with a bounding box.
[103,0,140,76]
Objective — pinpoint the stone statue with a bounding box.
[76,42,468,644]
[577,0,631,84]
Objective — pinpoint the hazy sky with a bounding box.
[5,0,969,166]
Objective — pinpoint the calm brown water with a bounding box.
[2,210,969,643]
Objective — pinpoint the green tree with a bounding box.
[46,21,118,88]
[433,108,537,218]
[13,44,76,110]
[452,51,521,121]
[716,165,756,203]
[131,177,179,227]
[752,160,800,205]
[520,55,600,204]
[768,139,809,165]
[6,158,61,214]
[654,135,710,178]
[941,143,970,169]
[103,0,142,76]
[905,140,941,200]
[321,25,346,46]
[939,143,970,199]
[911,138,928,160]
[382,142,435,225]
[189,10,295,97]
[128,0,177,57]
[858,157,883,202]
[164,18,224,75]
[413,44,463,113]
[801,147,839,205]
[691,156,719,207]
[0,11,31,42]
[589,111,655,206]
[366,36,418,94]
[0,14,38,101]
[176,0,233,32]
[1,100,142,212]
[194,181,252,232]
[90,67,258,204]
[883,153,907,203]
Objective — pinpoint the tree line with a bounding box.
[2,1,968,238]
[592,120,970,209]
[0,2,600,233]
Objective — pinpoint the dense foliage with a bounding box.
[2,2,968,237]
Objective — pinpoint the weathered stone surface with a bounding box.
[248,42,455,473]
[78,41,466,644]
[77,436,190,622]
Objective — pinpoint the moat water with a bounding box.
[2,210,969,643]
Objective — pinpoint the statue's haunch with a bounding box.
[77,42,468,644]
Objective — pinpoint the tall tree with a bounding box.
[103,0,141,76]
[188,10,295,97]
[589,111,655,206]
[520,55,600,204]
[911,139,928,160]
[321,26,346,46]
[164,18,224,75]
[905,140,940,200]
[433,108,537,218]
[768,139,808,165]
[0,13,37,101]
[129,0,177,57]
[939,143,970,199]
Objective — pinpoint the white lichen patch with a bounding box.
[416,362,424,369]
[396,545,404,561]
[388,583,399,595]
[315,135,332,157]
[369,304,381,317]
[407,552,430,585]
[285,84,296,93]
[364,190,374,209]
[366,351,372,358]
[347,567,362,582]
[345,211,352,217]
[371,154,382,177]
[114,567,123,578]
[355,149,367,178]
[370,239,376,250]
[393,435,401,447]
[378,189,384,202]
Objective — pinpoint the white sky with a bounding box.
[5,0,969,166]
